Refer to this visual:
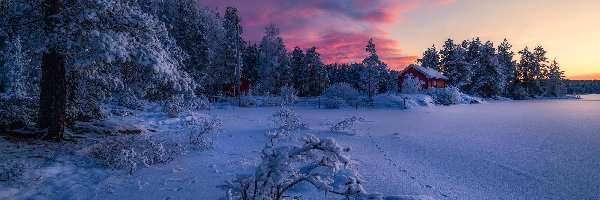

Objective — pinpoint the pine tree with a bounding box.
[242,43,260,84]
[305,47,328,96]
[471,41,504,98]
[290,46,308,96]
[497,39,519,97]
[199,8,227,95]
[1,0,195,139]
[140,0,209,94]
[532,46,549,95]
[440,39,471,89]
[361,38,384,103]
[258,24,291,95]
[224,6,244,97]
[418,45,441,71]
[544,59,565,96]
[518,46,548,96]
[463,38,482,93]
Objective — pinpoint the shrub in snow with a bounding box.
[222,130,380,200]
[117,93,145,111]
[325,97,345,109]
[163,95,185,118]
[402,75,424,94]
[0,96,38,128]
[426,87,463,105]
[270,107,307,132]
[181,113,222,149]
[185,95,210,110]
[323,82,360,109]
[330,116,365,133]
[66,97,106,124]
[239,95,261,107]
[278,86,298,106]
[88,136,184,175]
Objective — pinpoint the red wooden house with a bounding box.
[398,64,448,91]
[224,77,252,96]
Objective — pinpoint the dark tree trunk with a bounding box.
[38,0,66,140]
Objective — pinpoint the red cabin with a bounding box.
[224,77,252,96]
[398,64,448,91]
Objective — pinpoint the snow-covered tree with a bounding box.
[440,39,471,89]
[471,41,504,98]
[140,0,209,94]
[418,45,441,71]
[1,36,31,98]
[257,24,291,95]
[401,74,424,94]
[544,59,566,96]
[198,8,227,95]
[305,47,329,96]
[290,46,309,96]
[462,38,482,93]
[242,43,260,83]
[361,38,386,103]
[518,46,548,96]
[223,6,244,97]
[497,39,519,97]
[0,0,194,139]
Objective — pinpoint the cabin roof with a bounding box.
[400,64,448,80]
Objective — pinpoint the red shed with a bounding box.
[224,77,252,96]
[398,64,448,91]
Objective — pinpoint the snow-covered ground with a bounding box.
[1,95,599,199]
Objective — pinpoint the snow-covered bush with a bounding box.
[66,97,106,124]
[401,75,424,94]
[117,93,145,111]
[185,95,210,110]
[88,136,184,175]
[239,95,261,107]
[331,116,365,133]
[0,96,38,128]
[270,107,307,132]
[163,95,185,118]
[163,95,210,118]
[426,87,462,105]
[222,131,380,199]
[181,113,222,149]
[325,97,345,109]
[278,86,298,106]
[323,82,360,109]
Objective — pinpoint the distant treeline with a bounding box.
[564,80,600,94]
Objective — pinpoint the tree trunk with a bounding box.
[38,0,66,140]
[38,50,66,139]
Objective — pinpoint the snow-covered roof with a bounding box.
[400,64,448,80]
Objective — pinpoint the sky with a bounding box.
[197,0,600,79]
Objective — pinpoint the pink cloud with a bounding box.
[196,0,451,69]
[434,0,456,5]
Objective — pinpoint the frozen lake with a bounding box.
[313,94,600,199]
[181,95,599,199]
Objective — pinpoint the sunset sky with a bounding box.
[198,0,600,78]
